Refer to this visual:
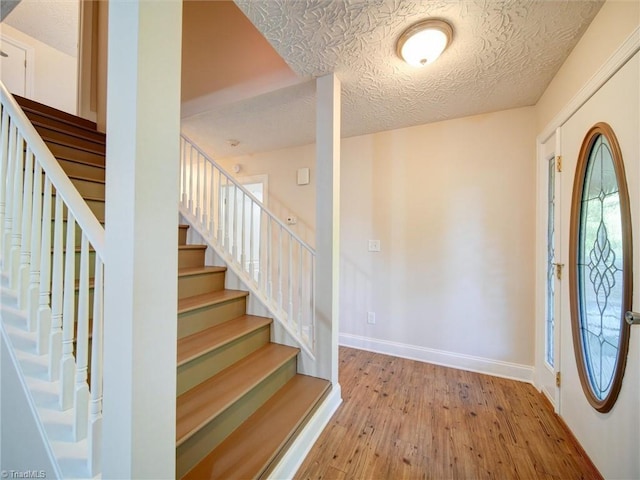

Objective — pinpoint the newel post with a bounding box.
[102,2,181,478]
[315,73,341,384]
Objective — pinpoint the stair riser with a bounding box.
[46,142,105,168]
[50,178,104,200]
[29,113,106,144]
[177,326,271,396]
[178,271,225,299]
[176,358,298,478]
[178,249,206,269]
[35,126,106,155]
[45,196,105,222]
[56,159,105,183]
[178,227,188,246]
[178,297,247,339]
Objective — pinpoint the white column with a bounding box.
[102,2,181,479]
[315,74,341,384]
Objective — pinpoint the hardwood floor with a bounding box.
[295,347,602,480]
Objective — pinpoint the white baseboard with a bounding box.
[340,333,534,384]
[268,384,342,480]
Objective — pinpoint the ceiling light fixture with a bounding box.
[396,19,453,67]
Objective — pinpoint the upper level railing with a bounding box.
[179,134,316,357]
[0,83,104,476]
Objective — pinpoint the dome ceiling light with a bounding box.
[396,19,453,67]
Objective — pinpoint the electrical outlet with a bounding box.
[368,239,381,252]
[367,311,376,324]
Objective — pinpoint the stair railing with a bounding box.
[180,134,316,358]
[0,83,105,476]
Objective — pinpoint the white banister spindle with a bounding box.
[88,257,104,476]
[18,147,34,311]
[60,211,77,410]
[249,198,255,282]
[195,150,201,221]
[298,246,304,336]
[224,178,230,249]
[3,121,16,271]
[73,234,90,440]
[232,184,238,260]
[0,108,9,253]
[208,163,215,235]
[29,161,42,322]
[240,193,246,273]
[267,218,272,298]
[217,168,223,245]
[188,145,194,211]
[10,132,24,289]
[180,137,187,205]
[277,225,283,310]
[288,235,293,322]
[36,175,51,355]
[202,158,208,226]
[49,196,64,381]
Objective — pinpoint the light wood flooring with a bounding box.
[295,347,602,480]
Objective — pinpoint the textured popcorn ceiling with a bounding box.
[3,0,79,57]
[182,0,603,158]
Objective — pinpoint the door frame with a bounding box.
[534,26,640,409]
[0,32,35,98]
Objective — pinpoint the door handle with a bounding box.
[624,311,640,325]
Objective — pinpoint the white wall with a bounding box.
[1,23,78,114]
[1,333,56,477]
[218,106,538,379]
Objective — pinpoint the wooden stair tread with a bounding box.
[177,266,226,278]
[178,244,207,251]
[183,374,330,480]
[46,143,105,168]
[14,94,98,130]
[41,134,106,156]
[178,290,248,314]
[31,118,106,144]
[177,315,272,366]
[176,343,300,446]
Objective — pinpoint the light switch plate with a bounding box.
[368,240,381,252]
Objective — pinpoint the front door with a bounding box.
[558,52,640,479]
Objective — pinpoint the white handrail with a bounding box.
[0,82,105,477]
[180,134,316,357]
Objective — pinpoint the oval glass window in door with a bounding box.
[569,122,632,413]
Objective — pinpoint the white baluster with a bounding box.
[298,247,304,337]
[267,218,272,299]
[60,211,77,410]
[3,123,16,273]
[208,162,215,235]
[277,225,283,310]
[241,193,246,273]
[180,137,187,206]
[73,234,90,440]
[201,157,208,226]
[224,177,230,250]
[0,108,9,256]
[216,167,223,246]
[88,258,103,476]
[249,198,255,283]
[48,196,64,381]
[188,145,194,212]
[29,161,42,322]
[232,184,238,260]
[10,132,24,289]
[36,174,51,355]
[195,151,201,222]
[18,147,34,311]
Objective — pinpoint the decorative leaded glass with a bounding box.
[578,134,622,401]
[546,157,555,367]
[570,122,631,413]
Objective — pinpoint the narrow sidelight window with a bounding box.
[569,122,632,412]
[546,156,555,367]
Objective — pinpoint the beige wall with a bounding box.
[219,106,538,369]
[1,24,78,114]
[537,0,640,131]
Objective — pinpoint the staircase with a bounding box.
[9,95,331,478]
